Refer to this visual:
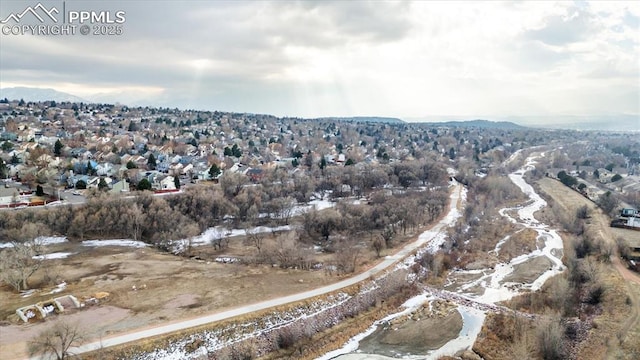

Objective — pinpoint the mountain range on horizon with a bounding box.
[0,86,637,131]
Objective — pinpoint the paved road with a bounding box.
[66,184,463,356]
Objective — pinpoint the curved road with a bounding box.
[67,183,463,356]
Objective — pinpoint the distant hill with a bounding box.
[0,87,88,103]
[419,119,526,129]
[530,115,639,132]
[315,116,405,124]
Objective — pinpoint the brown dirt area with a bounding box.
[0,215,433,359]
[503,256,553,284]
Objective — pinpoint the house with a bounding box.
[109,180,130,194]
[169,163,184,176]
[227,163,244,173]
[67,174,89,188]
[96,163,115,177]
[245,168,265,183]
[153,175,176,191]
[621,208,638,218]
[181,163,194,175]
[170,154,182,164]
[86,176,104,189]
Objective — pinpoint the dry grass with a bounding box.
[473,312,538,360]
[473,178,640,360]
[497,228,538,263]
[538,178,640,359]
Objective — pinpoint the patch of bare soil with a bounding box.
[0,244,340,359]
[444,272,485,293]
[0,305,130,360]
[496,228,538,263]
[503,256,552,284]
[0,214,438,360]
[358,300,463,357]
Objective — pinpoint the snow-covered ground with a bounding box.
[426,306,486,360]
[0,236,68,248]
[32,252,75,260]
[82,239,149,248]
[456,154,565,304]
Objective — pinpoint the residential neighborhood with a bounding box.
[0,99,521,208]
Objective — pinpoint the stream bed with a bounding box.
[324,153,565,359]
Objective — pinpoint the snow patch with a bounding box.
[32,252,75,260]
[0,236,68,248]
[82,239,148,248]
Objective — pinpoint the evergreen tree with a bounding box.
[319,157,327,171]
[137,178,152,191]
[174,175,181,189]
[98,177,108,191]
[87,161,96,175]
[0,158,7,178]
[36,185,44,196]
[75,180,87,189]
[147,153,157,170]
[54,139,63,156]
[231,144,242,158]
[209,163,221,178]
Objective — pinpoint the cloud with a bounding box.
[0,1,637,120]
[523,5,598,46]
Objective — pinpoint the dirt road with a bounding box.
[59,184,463,358]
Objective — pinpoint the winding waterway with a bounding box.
[325,152,565,359]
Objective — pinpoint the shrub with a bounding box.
[537,318,567,360]
[586,284,605,305]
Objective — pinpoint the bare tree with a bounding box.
[244,228,266,255]
[0,223,47,291]
[220,171,247,198]
[335,240,361,274]
[380,225,395,248]
[210,228,228,251]
[128,203,146,241]
[28,321,83,360]
[372,238,384,258]
[273,196,296,225]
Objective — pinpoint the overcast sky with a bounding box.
[0,1,638,122]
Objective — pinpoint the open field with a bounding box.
[0,210,435,359]
[0,237,351,358]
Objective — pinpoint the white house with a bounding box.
[153,175,176,191]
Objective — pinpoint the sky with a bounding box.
[0,1,638,123]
